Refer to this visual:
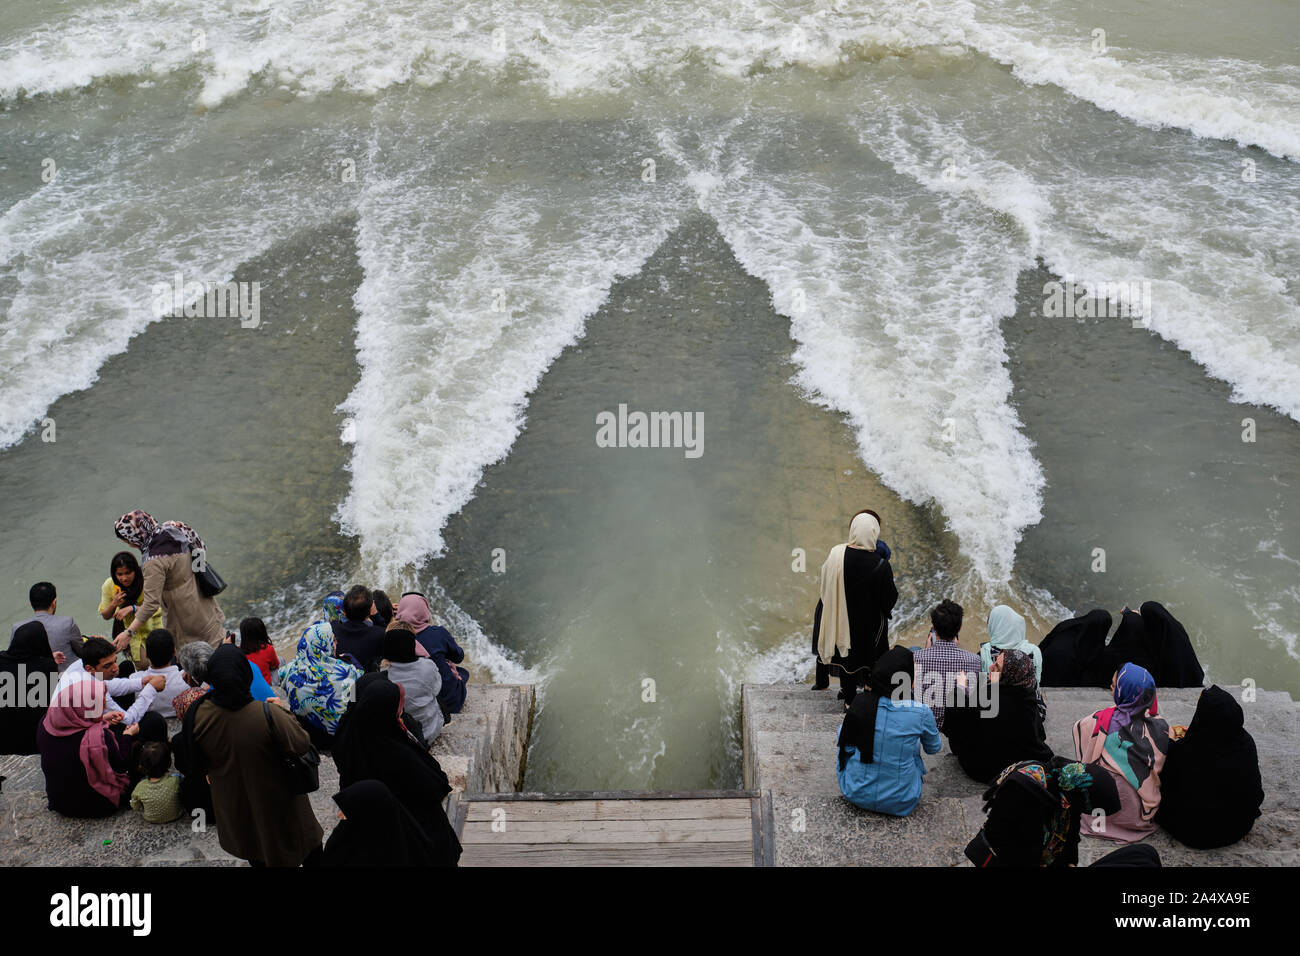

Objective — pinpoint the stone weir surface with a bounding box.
[742,683,1299,867]
[0,684,534,866]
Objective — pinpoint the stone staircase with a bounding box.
[742,683,1299,867]
[0,683,533,866]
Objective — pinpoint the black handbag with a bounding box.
[191,548,228,597]
[263,702,320,795]
[964,829,998,867]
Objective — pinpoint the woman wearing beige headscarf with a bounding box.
[811,511,898,709]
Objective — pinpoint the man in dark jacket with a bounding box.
[331,585,384,670]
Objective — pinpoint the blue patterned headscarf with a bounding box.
[274,621,359,735]
[1110,662,1157,734]
[323,591,346,624]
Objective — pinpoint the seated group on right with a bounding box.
[829,592,1264,864]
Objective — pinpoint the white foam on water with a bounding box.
[858,102,1300,424]
[945,0,1300,160]
[0,0,944,105]
[657,119,1045,586]
[338,118,693,580]
[0,123,356,449]
[421,579,545,689]
[6,0,1296,165]
[741,628,821,685]
[0,0,203,100]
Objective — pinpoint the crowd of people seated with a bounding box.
[0,503,1272,868]
[0,508,468,867]
[815,508,1265,865]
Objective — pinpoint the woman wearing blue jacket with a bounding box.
[837,646,941,816]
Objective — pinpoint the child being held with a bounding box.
[129,739,184,824]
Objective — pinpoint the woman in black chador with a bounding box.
[1039,608,1113,687]
[1104,602,1203,687]
[1156,685,1264,849]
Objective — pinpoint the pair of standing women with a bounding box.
[112,510,225,651]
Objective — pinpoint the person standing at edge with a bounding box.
[813,510,891,691]
[812,511,898,708]
[113,510,225,650]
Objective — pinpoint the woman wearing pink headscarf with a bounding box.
[394,592,468,719]
[37,680,138,817]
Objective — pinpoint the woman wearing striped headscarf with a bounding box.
[113,510,225,651]
[1072,662,1170,843]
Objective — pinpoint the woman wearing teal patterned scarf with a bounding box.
[274,621,360,745]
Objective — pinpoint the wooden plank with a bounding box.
[759,790,775,867]
[464,789,758,802]
[461,841,755,867]
[462,798,751,823]
[462,818,754,844]
[445,790,465,839]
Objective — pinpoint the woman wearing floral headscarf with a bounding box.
[113,510,225,651]
[965,757,1122,867]
[1072,662,1170,843]
[322,591,346,626]
[274,622,361,750]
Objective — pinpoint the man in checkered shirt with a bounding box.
[912,600,981,731]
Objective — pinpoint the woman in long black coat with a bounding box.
[1156,685,1264,848]
[1039,609,1112,688]
[0,622,61,754]
[331,674,462,865]
[812,511,898,707]
[944,648,1053,783]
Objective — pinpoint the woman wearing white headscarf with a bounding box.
[811,511,898,709]
[979,605,1042,683]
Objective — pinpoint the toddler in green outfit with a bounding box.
[130,740,184,824]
